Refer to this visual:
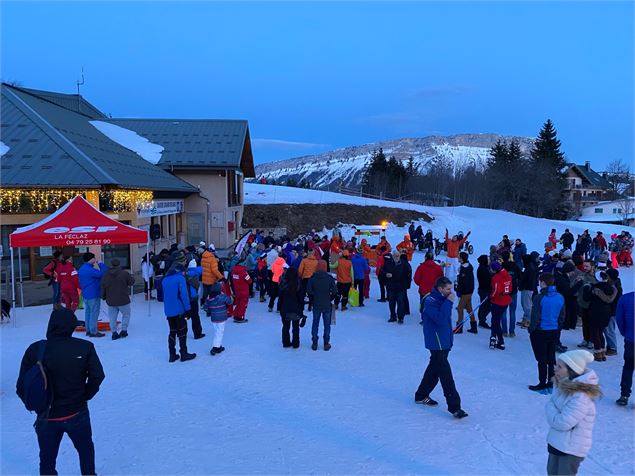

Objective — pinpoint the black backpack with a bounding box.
[19,340,52,415]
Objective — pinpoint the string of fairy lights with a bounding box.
[0,189,154,214]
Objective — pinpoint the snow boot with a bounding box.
[594,350,606,362]
[194,333,206,339]
[606,348,618,356]
[324,342,331,351]
[494,342,506,351]
[112,331,120,340]
[528,383,548,392]
[169,353,180,363]
[415,397,438,406]
[311,340,318,351]
[616,395,629,406]
[268,307,273,312]
[398,319,404,324]
[210,347,221,356]
[489,336,497,349]
[478,320,491,330]
[388,317,397,323]
[452,409,468,419]
[120,330,128,338]
[233,317,248,324]
[179,335,196,361]
[467,321,478,334]
[180,352,197,361]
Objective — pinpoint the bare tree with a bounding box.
[617,196,634,225]
[604,159,631,200]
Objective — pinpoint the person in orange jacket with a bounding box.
[335,250,353,310]
[201,245,224,304]
[268,253,287,312]
[397,235,416,261]
[360,239,374,264]
[445,229,471,284]
[298,249,319,310]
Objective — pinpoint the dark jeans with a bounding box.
[35,409,95,476]
[580,308,591,342]
[282,318,300,347]
[530,329,558,385]
[144,277,154,294]
[563,296,578,330]
[378,275,387,300]
[188,300,203,338]
[547,452,584,476]
[311,307,332,343]
[388,289,407,320]
[621,341,634,397]
[200,284,212,306]
[268,282,280,310]
[167,314,188,356]
[415,349,461,413]
[52,281,61,306]
[490,303,508,344]
[335,282,351,307]
[354,279,365,306]
[477,289,491,324]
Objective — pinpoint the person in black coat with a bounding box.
[387,253,411,323]
[476,255,492,329]
[555,261,577,331]
[519,254,538,328]
[16,308,105,476]
[279,267,304,348]
[560,229,574,250]
[456,252,476,333]
[585,271,617,361]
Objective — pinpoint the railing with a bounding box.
[336,185,419,205]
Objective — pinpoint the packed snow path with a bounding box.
[1,264,633,475]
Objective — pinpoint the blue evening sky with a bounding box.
[1,1,632,168]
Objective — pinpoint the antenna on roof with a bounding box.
[76,67,85,96]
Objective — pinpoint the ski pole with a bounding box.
[453,296,489,334]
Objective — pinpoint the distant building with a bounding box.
[577,197,635,227]
[565,161,613,214]
[0,83,254,280]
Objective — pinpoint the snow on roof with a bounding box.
[0,141,9,156]
[90,120,164,165]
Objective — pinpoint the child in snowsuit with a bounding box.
[56,256,80,311]
[545,350,600,476]
[231,259,251,323]
[205,283,233,355]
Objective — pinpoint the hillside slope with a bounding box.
[253,133,534,189]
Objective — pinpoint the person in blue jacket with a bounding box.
[162,263,196,363]
[414,276,468,419]
[616,291,634,406]
[528,273,565,393]
[351,252,370,307]
[78,252,106,338]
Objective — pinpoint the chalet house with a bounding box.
[565,162,613,214]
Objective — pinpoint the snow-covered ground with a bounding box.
[2,186,634,475]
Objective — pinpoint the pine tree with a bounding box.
[407,156,415,175]
[488,139,509,169]
[528,120,569,218]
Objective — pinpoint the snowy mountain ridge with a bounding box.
[254,133,534,189]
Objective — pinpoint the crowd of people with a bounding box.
[16,225,634,476]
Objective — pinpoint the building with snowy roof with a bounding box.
[0,82,254,280]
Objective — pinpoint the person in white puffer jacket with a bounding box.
[545,350,601,476]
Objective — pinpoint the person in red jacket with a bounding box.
[413,252,444,297]
[56,255,80,311]
[489,261,512,350]
[231,258,251,323]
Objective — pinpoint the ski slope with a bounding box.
[2,185,634,475]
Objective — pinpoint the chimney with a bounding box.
[585,161,591,171]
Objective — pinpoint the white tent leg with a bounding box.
[10,247,16,327]
[147,241,151,317]
[18,248,24,309]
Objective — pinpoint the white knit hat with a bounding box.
[558,350,594,375]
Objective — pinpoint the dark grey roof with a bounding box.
[12,85,107,119]
[107,119,255,177]
[1,84,196,193]
[571,164,613,189]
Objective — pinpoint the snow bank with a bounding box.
[0,141,9,156]
[90,121,164,165]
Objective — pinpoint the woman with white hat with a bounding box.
[545,350,600,475]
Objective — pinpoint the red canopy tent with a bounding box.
[8,196,150,324]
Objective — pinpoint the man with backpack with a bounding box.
[16,308,105,476]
